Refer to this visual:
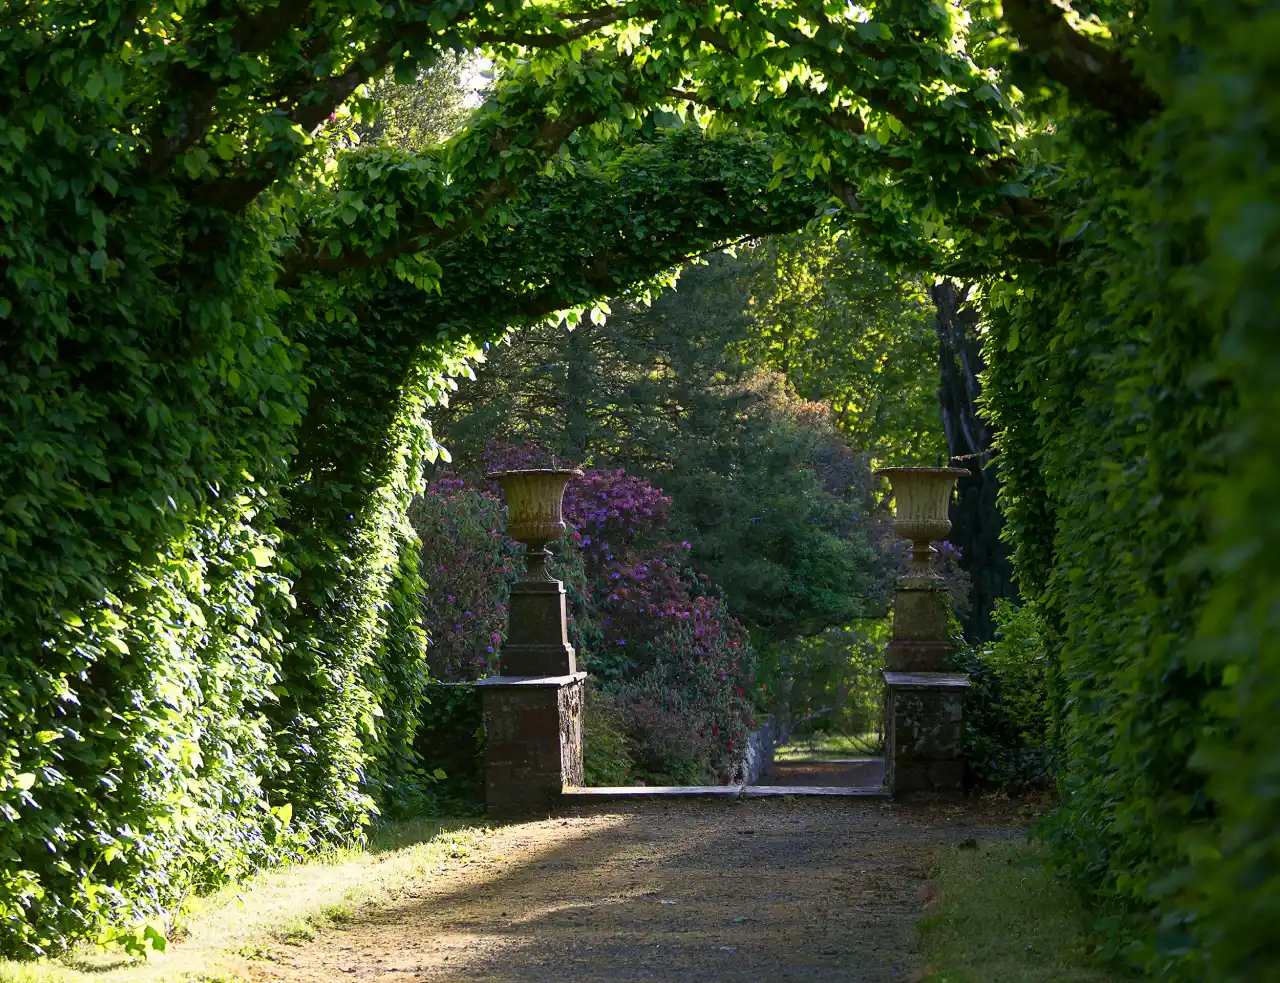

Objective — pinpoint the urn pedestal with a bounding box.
[883,672,971,793]
[475,673,586,817]
[481,468,586,815]
[875,467,972,795]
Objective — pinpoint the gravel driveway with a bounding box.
[250,797,1025,983]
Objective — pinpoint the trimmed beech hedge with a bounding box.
[981,9,1280,970]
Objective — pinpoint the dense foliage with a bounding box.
[969,6,1278,978]
[760,621,890,748]
[437,258,895,647]
[951,601,1050,789]
[402,682,485,817]
[415,443,758,786]
[737,230,944,468]
[1,6,824,945]
[2,0,1276,976]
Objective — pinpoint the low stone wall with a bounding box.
[736,715,778,785]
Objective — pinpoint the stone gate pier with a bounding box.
[474,465,976,812]
[875,467,973,796]
[480,468,586,817]
[475,673,584,817]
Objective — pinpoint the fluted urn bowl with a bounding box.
[875,467,969,576]
[486,468,584,546]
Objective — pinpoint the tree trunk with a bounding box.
[932,279,1017,643]
[564,322,595,462]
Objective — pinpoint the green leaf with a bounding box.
[143,923,168,953]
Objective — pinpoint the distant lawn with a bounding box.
[918,839,1134,983]
[773,732,881,760]
[0,819,488,983]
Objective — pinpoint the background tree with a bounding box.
[738,232,1014,642]
[436,256,893,648]
[932,279,1015,644]
[358,53,477,151]
[736,229,945,468]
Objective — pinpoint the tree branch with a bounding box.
[192,27,419,213]
[1000,0,1161,124]
[142,0,317,178]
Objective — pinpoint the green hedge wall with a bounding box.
[0,86,824,955]
[981,4,1279,973]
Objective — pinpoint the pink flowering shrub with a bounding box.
[415,441,759,783]
[407,479,519,680]
[408,476,597,680]
[612,604,757,783]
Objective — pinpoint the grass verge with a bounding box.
[0,818,489,983]
[773,732,880,760]
[917,838,1131,983]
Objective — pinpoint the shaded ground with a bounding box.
[249,798,1027,983]
[762,756,886,788]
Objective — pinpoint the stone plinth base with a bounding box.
[475,673,585,817]
[502,580,577,675]
[884,638,954,672]
[882,671,970,794]
[885,582,954,671]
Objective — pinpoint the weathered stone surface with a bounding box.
[501,579,577,675]
[891,584,951,641]
[884,639,954,672]
[740,785,888,798]
[882,672,971,689]
[737,715,777,784]
[562,785,745,800]
[882,672,970,795]
[557,784,892,802]
[478,674,585,817]
[884,582,954,671]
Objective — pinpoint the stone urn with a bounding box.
[874,467,969,672]
[487,468,584,675]
[874,467,970,579]
[488,468,584,578]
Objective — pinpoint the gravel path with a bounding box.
[762,757,886,788]
[250,798,1025,983]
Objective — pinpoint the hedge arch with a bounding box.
[2,2,1277,978]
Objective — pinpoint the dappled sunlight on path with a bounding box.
[249,799,1024,983]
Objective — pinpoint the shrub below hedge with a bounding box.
[399,682,485,817]
[951,600,1052,790]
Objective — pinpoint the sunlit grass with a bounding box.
[918,839,1131,983]
[773,731,881,760]
[0,818,489,983]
